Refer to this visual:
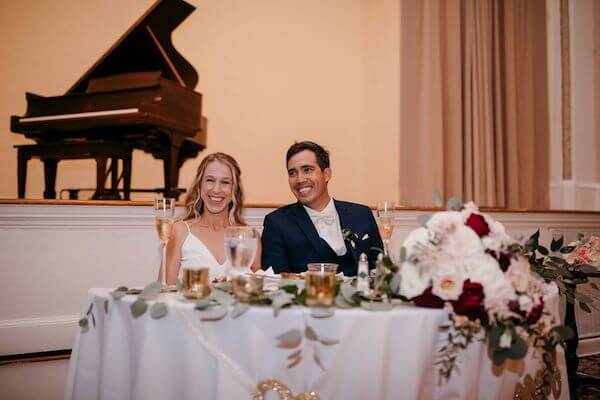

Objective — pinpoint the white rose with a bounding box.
[505,257,530,293]
[431,262,466,301]
[461,201,480,216]
[399,260,431,299]
[464,254,516,304]
[441,225,483,259]
[518,295,534,313]
[426,211,464,239]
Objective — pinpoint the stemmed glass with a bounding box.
[376,201,395,256]
[154,198,176,284]
[224,226,259,301]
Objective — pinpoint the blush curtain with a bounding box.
[399,0,550,208]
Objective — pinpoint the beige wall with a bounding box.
[0,0,400,205]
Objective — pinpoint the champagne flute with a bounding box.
[154,198,176,284]
[376,201,395,256]
[224,226,259,301]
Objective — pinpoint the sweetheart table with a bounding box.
[64,288,568,400]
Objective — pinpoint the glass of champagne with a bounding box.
[376,201,395,256]
[305,263,338,306]
[224,226,259,301]
[154,198,176,284]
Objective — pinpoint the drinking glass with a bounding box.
[181,266,211,299]
[305,263,338,306]
[224,226,259,301]
[154,198,176,284]
[376,201,395,255]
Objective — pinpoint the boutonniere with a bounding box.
[342,228,368,249]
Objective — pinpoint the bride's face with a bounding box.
[200,160,233,215]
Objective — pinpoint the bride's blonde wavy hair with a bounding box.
[182,152,246,225]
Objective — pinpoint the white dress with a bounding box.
[179,220,229,281]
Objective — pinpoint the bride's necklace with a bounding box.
[194,216,228,232]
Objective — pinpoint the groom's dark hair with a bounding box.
[286,141,330,171]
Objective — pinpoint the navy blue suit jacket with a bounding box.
[261,200,383,276]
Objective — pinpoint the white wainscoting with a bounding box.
[1,202,600,356]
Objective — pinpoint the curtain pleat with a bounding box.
[399,0,549,209]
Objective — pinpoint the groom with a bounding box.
[261,141,383,276]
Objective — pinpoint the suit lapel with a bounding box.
[290,202,332,260]
[334,200,360,264]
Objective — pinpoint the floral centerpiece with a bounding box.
[388,202,573,395]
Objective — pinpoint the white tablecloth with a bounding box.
[65,288,569,400]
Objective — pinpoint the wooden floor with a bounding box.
[578,354,600,399]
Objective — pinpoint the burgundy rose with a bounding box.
[508,297,545,325]
[452,280,487,323]
[465,213,490,238]
[412,287,445,309]
[526,297,544,324]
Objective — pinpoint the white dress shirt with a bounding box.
[304,198,347,256]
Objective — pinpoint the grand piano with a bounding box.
[11,0,205,200]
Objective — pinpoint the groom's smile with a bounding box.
[287,150,331,211]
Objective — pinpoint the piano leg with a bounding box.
[42,158,58,199]
[93,156,108,200]
[123,153,132,201]
[163,142,182,199]
[17,149,29,199]
[110,158,120,199]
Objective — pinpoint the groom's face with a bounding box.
[287,150,331,210]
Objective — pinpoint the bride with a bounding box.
[164,152,261,284]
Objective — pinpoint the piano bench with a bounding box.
[15,142,133,200]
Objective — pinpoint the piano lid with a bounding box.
[68,0,198,94]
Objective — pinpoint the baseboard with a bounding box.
[0,315,79,356]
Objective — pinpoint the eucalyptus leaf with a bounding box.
[78,317,89,333]
[130,299,148,318]
[319,337,340,346]
[360,301,393,311]
[399,247,407,263]
[446,197,462,211]
[214,281,232,292]
[272,292,294,317]
[305,326,318,341]
[433,190,443,207]
[417,214,431,227]
[194,298,212,310]
[276,329,302,348]
[287,355,302,368]
[138,281,165,301]
[334,294,355,309]
[389,273,402,294]
[537,246,549,256]
[210,289,236,306]
[150,302,168,319]
[287,349,302,359]
[507,336,528,360]
[313,352,325,371]
[310,307,335,318]
[340,284,358,305]
[110,287,128,300]
[551,325,575,341]
[231,303,250,319]
[199,306,228,321]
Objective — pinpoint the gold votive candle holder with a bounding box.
[305,263,338,307]
[181,267,211,299]
[231,269,264,302]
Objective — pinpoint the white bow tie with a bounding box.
[310,214,335,226]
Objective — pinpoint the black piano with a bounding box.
[11,0,205,200]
